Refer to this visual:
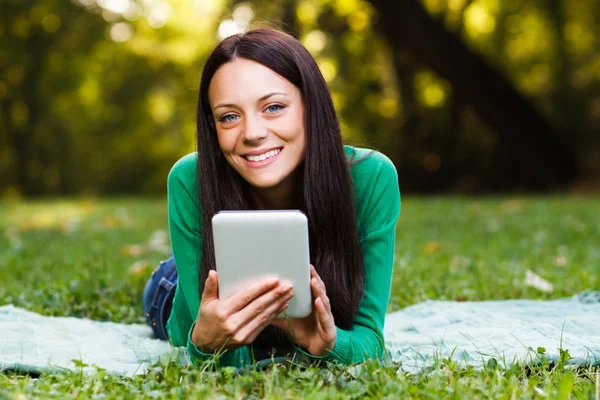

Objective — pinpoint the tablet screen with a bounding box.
[212,210,312,318]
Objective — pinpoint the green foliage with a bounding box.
[1,0,206,196]
[1,0,599,196]
[1,196,600,397]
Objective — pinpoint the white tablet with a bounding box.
[211,210,312,318]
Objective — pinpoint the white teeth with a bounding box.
[245,148,281,162]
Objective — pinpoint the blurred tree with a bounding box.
[369,0,578,190]
[1,0,598,196]
[1,0,106,195]
[0,0,213,196]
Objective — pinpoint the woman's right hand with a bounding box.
[190,270,293,353]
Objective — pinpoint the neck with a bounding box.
[251,172,302,210]
[252,184,296,210]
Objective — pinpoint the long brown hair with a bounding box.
[195,29,364,337]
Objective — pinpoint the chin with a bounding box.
[248,178,283,190]
[244,172,288,189]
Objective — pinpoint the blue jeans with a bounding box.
[142,256,178,340]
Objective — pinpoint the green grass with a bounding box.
[1,196,599,398]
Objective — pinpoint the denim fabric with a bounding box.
[142,256,178,340]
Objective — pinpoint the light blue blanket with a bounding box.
[2,292,599,376]
[384,292,600,372]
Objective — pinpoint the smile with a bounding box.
[244,148,282,162]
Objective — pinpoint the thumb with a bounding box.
[201,270,219,301]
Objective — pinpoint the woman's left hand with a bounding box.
[270,265,337,356]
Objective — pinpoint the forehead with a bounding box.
[208,58,298,105]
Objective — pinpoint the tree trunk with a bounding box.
[548,0,584,135]
[280,0,301,37]
[395,51,420,140]
[369,0,578,190]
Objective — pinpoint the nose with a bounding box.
[242,114,267,144]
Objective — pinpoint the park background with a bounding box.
[2,0,600,397]
[2,0,599,197]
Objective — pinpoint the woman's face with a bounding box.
[208,58,306,198]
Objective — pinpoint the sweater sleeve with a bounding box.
[167,154,252,367]
[308,151,400,364]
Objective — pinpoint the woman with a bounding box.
[143,28,401,368]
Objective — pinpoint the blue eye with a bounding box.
[265,104,284,113]
[219,114,238,123]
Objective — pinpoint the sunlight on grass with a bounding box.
[2,200,97,231]
[1,196,599,398]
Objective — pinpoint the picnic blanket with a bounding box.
[384,291,600,372]
[2,292,600,376]
[0,305,190,377]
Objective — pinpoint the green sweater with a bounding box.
[166,146,401,367]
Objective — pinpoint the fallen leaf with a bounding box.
[554,256,567,266]
[129,260,150,275]
[115,207,133,227]
[423,242,439,254]
[525,270,554,293]
[147,229,171,254]
[121,244,144,256]
[103,216,117,228]
[60,217,81,234]
[450,255,472,269]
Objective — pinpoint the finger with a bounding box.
[310,266,327,295]
[223,284,292,339]
[315,296,336,339]
[314,272,330,309]
[201,270,219,302]
[310,276,325,300]
[236,285,293,330]
[313,269,327,294]
[310,276,320,301]
[235,298,291,344]
[247,303,291,343]
[224,277,281,314]
[311,277,331,313]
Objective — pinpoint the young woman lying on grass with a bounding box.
[142,28,401,368]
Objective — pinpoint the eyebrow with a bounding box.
[213,92,288,111]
